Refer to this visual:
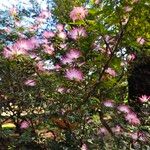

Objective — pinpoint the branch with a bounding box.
[98,110,114,137]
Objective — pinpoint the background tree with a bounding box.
[0,0,150,149]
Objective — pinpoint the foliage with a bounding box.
[0,0,150,149]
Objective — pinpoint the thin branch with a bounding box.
[98,110,114,137]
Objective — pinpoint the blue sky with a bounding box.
[0,0,48,10]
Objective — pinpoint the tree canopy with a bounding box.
[0,0,150,149]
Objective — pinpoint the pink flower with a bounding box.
[130,132,147,141]
[105,67,117,77]
[43,44,55,55]
[30,37,40,48]
[15,39,35,50]
[103,100,114,108]
[43,31,55,38]
[81,143,88,150]
[24,79,36,86]
[112,125,122,134]
[125,112,140,125]
[117,105,131,113]
[36,61,45,72]
[3,45,28,59]
[136,37,145,45]
[139,95,150,103]
[66,49,81,59]
[98,127,108,136]
[65,68,83,81]
[70,7,88,22]
[127,53,136,62]
[131,132,138,140]
[56,24,64,32]
[20,121,30,129]
[69,27,87,40]
[61,49,81,64]
[61,56,73,65]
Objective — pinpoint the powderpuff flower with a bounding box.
[36,61,45,72]
[103,100,115,108]
[130,132,147,141]
[24,79,36,86]
[65,68,83,81]
[127,53,136,62]
[30,37,40,48]
[15,39,35,50]
[43,44,55,55]
[139,95,150,103]
[105,67,117,77]
[112,125,122,134]
[81,143,88,150]
[3,46,28,59]
[130,132,138,140]
[61,49,81,64]
[43,31,55,38]
[136,37,145,45]
[125,112,140,125]
[98,127,108,136]
[117,104,131,113]
[20,121,30,129]
[61,56,73,65]
[69,27,87,40]
[56,24,64,32]
[70,7,88,22]
[66,49,81,59]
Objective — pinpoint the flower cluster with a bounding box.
[65,68,83,81]
[69,27,87,40]
[61,49,81,65]
[3,38,39,59]
[70,7,88,22]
